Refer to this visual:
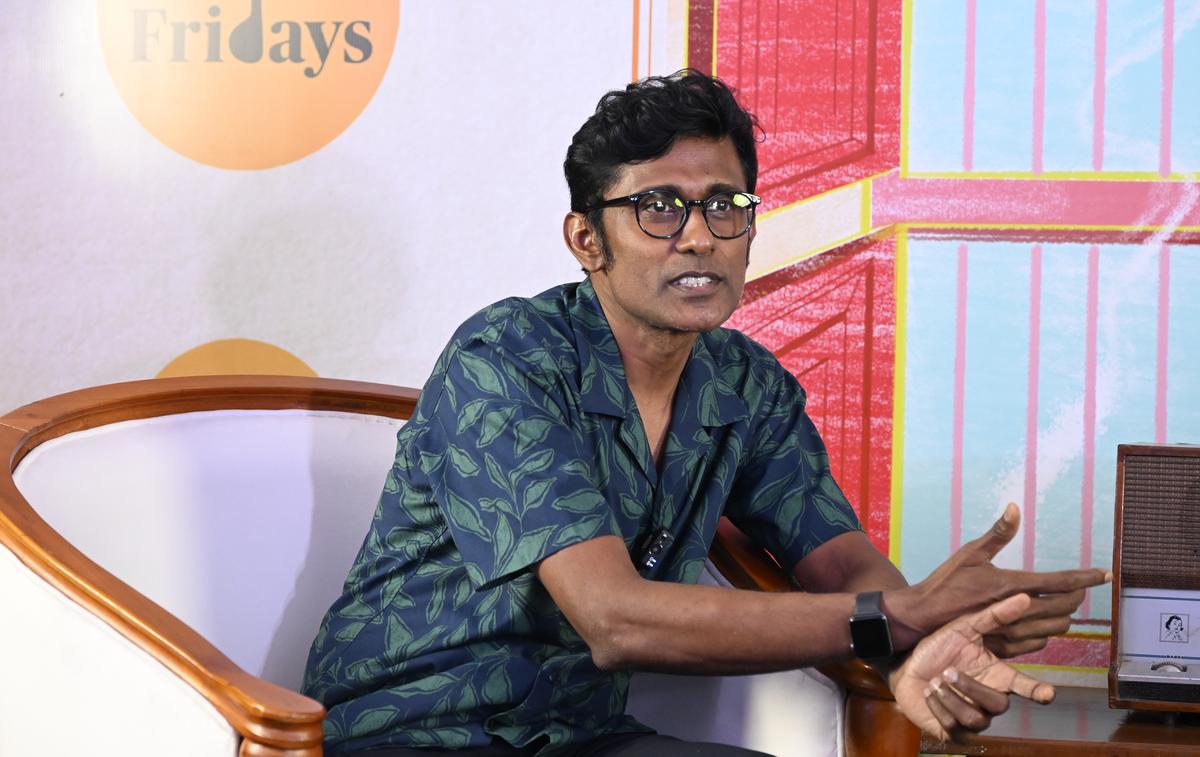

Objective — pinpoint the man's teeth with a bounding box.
[676,276,714,288]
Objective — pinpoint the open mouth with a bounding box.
[670,273,723,290]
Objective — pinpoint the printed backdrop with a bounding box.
[2,0,1199,683]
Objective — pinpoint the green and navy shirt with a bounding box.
[302,279,861,755]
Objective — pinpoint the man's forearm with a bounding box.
[539,534,874,675]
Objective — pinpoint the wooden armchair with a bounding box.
[0,376,916,756]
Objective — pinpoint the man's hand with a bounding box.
[890,593,1054,742]
[884,504,1110,654]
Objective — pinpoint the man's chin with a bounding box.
[663,310,735,334]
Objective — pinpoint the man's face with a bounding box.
[583,136,753,338]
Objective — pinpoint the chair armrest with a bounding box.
[708,518,921,757]
[707,518,895,699]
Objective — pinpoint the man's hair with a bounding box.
[564,70,759,218]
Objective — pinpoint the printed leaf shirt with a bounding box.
[302,279,862,756]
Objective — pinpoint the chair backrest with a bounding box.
[14,407,403,692]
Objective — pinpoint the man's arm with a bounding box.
[538,507,1107,743]
[537,533,861,673]
[537,505,1107,674]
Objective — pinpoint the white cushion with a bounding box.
[0,543,239,757]
[14,408,403,690]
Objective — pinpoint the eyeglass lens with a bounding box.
[634,191,754,239]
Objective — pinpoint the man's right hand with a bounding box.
[884,503,1111,655]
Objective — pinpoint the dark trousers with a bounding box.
[350,733,774,757]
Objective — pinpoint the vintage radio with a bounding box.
[1110,443,1200,711]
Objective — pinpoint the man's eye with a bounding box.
[707,199,732,213]
[640,195,679,215]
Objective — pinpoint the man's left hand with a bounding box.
[881,504,1109,653]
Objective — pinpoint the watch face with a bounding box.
[850,615,893,660]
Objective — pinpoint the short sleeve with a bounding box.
[725,368,862,571]
[419,340,622,590]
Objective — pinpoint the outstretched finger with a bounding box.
[959,503,1020,561]
[1009,568,1112,595]
[1003,666,1056,704]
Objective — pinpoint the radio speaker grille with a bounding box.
[1120,453,1200,590]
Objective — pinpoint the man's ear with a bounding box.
[563,212,605,274]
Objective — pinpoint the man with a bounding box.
[303,71,1109,757]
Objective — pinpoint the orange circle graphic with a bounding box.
[99,0,399,169]
[158,338,317,378]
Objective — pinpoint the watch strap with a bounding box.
[855,590,884,616]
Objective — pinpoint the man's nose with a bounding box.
[675,206,715,254]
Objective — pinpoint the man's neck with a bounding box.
[614,323,694,468]
[588,286,699,469]
[615,328,695,404]
[592,297,696,402]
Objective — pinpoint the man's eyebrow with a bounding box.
[632,181,745,197]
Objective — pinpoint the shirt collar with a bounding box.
[572,278,635,418]
[680,334,749,428]
[571,278,748,428]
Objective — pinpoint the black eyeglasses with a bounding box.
[587,189,762,240]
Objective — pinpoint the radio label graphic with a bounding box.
[1161,613,1190,644]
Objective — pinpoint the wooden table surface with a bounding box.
[920,686,1200,756]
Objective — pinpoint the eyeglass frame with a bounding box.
[585,188,762,240]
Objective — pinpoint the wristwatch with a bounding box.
[849,591,894,663]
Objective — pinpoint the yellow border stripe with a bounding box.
[900,0,913,177]
[889,226,909,566]
[1013,663,1107,675]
